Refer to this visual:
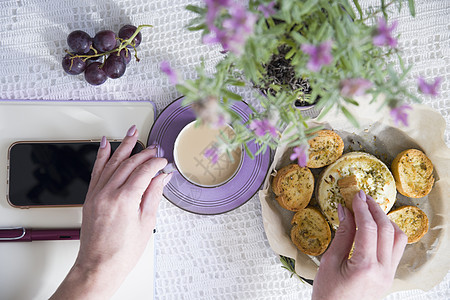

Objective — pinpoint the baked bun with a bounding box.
[317,152,397,229]
[306,130,344,168]
[388,205,429,243]
[272,164,314,211]
[291,207,331,256]
[391,149,434,198]
[337,175,359,213]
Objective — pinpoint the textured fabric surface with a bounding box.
[1,0,449,299]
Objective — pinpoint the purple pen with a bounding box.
[0,227,80,242]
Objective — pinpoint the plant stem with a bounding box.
[117,24,153,52]
[279,255,306,284]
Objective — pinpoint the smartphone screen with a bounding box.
[7,141,144,207]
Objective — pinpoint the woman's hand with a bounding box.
[312,190,407,300]
[51,125,171,300]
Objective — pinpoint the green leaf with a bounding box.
[176,85,193,96]
[381,0,388,20]
[408,0,416,17]
[228,80,246,87]
[266,23,288,36]
[221,89,242,101]
[185,5,205,15]
[267,17,276,28]
[340,0,356,21]
[352,0,363,19]
[317,103,334,120]
[283,134,300,145]
[343,97,360,106]
[341,106,360,128]
[300,0,319,16]
[255,144,268,156]
[370,90,382,104]
[334,20,346,44]
[279,256,306,284]
[227,109,241,121]
[399,65,413,82]
[291,31,309,45]
[244,143,255,159]
[403,90,421,103]
[285,48,297,60]
[187,24,207,31]
[316,21,331,41]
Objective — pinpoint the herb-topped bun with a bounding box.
[272,164,314,211]
[391,149,434,198]
[317,152,397,230]
[306,129,344,168]
[291,207,331,256]
[388,205,429,243]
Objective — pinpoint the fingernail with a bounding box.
[337,203,346,222]
[158,146,165,158]
[147,144,158,149]
[127,125,137,137]
[162,163,176,174]
[358,190,366,201]
[163,173,173,185]
[100,136,107,148]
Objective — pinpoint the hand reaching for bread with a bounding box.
[312,190,407,300]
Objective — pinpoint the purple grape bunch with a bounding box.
[62,24,149,85]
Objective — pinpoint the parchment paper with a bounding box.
[259,96,450,292]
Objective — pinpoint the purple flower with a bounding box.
[191,96,230,128]
[205,0,231,31]
[215,114,227,128]
[340,78,373,98]
[204,146,220,164]
[418,77,441,97]
[203,27,243,54]
[258,1,276,18]
[249,119,277,138]
[203,2,256,55]
[160,61,178,85]
[223,4,256,34]
[301,41,333,72]
[290,144,309,167]
[390,104,412,127]
[373,18,398,48]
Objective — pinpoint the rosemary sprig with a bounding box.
[279,255,306,284]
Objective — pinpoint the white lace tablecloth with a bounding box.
[1,0,449,299]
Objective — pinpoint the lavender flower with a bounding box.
[249,119,277,138]
[191,96,230,128]
[205,0,231,31]
[203,2,256,55]
[418,77,441,97]
[160,61,179,85]
[223,3,256,34]
[290,144,308,167]
[340,78,373,98]
[258,1,276,18]
[373,18,398,48]
[203,27,245,55]
[390,104,412,127]
[301,41,333,72]
[204,146,220,164]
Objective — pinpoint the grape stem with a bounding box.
[66,24,153,62]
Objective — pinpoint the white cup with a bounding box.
[173,121,243,187]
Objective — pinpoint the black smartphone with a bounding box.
[7,140,145,208]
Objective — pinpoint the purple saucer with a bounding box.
[148,97,271,215]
